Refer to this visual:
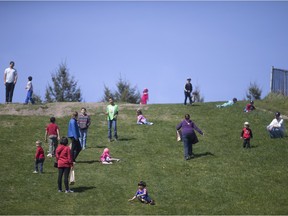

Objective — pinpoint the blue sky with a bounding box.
[1,1,288,104]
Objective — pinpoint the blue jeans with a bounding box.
[182,135,193,158]
[79,129,88,149]
[268,128,284,138]
[5,82,15,103]
[35,158,45,173]
[25,90,35,104]
[108,119,118,139]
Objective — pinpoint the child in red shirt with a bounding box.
[33,140,45,173]
[240,122,253,148]
[45,117,60,157]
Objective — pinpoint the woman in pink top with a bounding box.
[100,148,120,164]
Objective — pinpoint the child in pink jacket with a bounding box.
[100,148,120,164]
[140,88,149,104]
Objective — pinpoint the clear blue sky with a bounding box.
[1,1,288,104]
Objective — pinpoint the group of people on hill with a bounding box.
[33,98,155,203]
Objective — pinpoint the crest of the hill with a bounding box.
[0,102,141,117]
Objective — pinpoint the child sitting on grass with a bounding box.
[136,109,153,125]
[100,148,120,164]
[128,181,155,205]
[33,140,45,174]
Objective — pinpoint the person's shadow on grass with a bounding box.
[72,186,96,193]
[194,152,214,158]
[76,160,100,164]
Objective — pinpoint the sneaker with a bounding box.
[47,153,52,157]
[65,190,74,193]
[33,171,38,174]
[58,190,63,193]
[108,139,112,142]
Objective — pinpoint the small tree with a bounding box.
[192,86,204,102]
[102,76,140,103]
[33,93,43,104]
[246,82,262,100]
[101,85,115,102]
[45,62,82,102]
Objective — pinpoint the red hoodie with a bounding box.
[56,145,73,168]
[35,146,45,160]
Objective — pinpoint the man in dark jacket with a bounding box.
[184,78,193,105]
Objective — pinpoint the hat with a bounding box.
[244,122,249,125]
[138,181,146,187]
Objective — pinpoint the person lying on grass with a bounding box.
[216,97,237,108]
[136,109,153,125]
[128,181,155,205]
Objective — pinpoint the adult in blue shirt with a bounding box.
[67,111,81,162]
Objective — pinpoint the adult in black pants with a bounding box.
[56,137,74,193]
[184,78,193,105]
[67,111,81,162]
[4,61,18,103]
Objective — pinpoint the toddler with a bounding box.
[240,122,253,148]
[136,109,153,125]
[33,140,45,173]
[24,76,35,104]
[100,148,120,164]
[128,181,155,205]
[140,88,149,104]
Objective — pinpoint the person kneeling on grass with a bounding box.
[267,112,285,138]
[100,148,120,164]
[128,181,155,205]
[136,109,153,125]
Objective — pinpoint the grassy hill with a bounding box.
[0,99,287,215]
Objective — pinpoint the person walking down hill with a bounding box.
[24,76,35,104]
[216,98,237,108]
[106,97,119,142]
[267,112,285,138]
[176,114,204,160]
[78,107,91,150]
[56,137,74,193]
[4,61,18,104]
[67,111,81,162]
[140,88,149,105]
[240,122,253,148]
[184,78,193,105]
[136,109,153,125]
[45,117,60,158]
[33,140,45,174]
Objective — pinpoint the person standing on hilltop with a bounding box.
[140,88,149,104]
[184,78,193,105]
[4,61,18,104]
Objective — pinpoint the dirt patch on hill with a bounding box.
[0,102,148,117]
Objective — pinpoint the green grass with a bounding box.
[0,100,287,215]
